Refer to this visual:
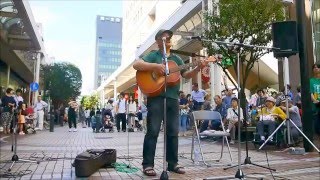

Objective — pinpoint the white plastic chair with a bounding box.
[191,110,233,166]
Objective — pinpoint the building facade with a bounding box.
[0,0,46,103]
[94,15,122,88]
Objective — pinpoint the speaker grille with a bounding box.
[272,21,298,58]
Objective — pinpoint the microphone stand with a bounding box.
[8,109,39,172]
[160,37,170,180]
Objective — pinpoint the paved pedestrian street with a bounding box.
[0,126,319,180]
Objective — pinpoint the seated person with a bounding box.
[226,98,244,144]
[256,97,287,142]
[200,95,227,132]
[279,99,302,143]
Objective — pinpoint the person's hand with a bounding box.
[154,63,166,75]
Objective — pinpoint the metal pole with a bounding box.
[296,0,314,152]
[235,51,244,179]
[283,57,291,145]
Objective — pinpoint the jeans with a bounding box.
[86,118,91,127]
[179,114,188,133]
[257,120,276,138]
[142,97,179,169]
[200,119,221,132]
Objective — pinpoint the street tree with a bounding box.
[80,94,99,110]
[42,62,82,107]
[203,0,285,119]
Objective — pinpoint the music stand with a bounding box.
[160,37,170,180]
[8,110,39,172]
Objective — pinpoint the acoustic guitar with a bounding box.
[136,56,217,97]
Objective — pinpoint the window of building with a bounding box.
[312,0,320,62]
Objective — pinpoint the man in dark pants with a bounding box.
[133,29,215,176]
[115,92,127,132]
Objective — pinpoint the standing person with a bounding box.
[127,95,137,131]
[140,97,148,133]
[191,83,207,110]
[179,91,189,137]
[18,103,27,135]
[223,88,234,109]
[226,98,244,144]
[310,63,320,135]
[14,89,24,107]
[115,92,127,132]
[34,95,48,131]
[84,108,91,127]
[68,99,78,132]
[132,29,214,176]
[1,88,16,134]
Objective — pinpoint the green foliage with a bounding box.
[80,94,99,109]
[42,62,82,107]
[203,0,285,88]
[203,0,285,121]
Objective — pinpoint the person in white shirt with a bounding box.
[191,83,207,110]
[34,95,48,130]
[84,108,91,127]
[226,98,244,144]
[14,89,24,107]
[127,95,137,131]
[115,92,127,132]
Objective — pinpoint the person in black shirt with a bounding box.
[1,88,16,134]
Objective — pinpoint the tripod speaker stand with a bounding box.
[8,110,39,172]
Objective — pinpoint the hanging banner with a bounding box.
[201,65,210,83]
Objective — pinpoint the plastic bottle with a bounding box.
[194,148,200,165]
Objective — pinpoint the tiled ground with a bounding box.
[0,125,319,179]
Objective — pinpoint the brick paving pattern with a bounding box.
[0,125,319,179]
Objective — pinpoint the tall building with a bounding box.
[94,15,122,88]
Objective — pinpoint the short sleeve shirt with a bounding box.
[141,50,185,100]
[310,77,320,111]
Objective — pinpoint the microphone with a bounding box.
[183,36,202,41]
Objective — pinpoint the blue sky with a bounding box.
[29,0,122,95]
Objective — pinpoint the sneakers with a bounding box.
[19,131,25,135]
[73,129,77,132]
[69,128,72,132]
[230,140,235,144]
[69,128,78,132]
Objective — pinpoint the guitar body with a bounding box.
[136,60,181,97]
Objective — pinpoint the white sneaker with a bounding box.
[73,129,77,132]
[69,128,72,132]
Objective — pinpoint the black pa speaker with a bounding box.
[272,21,298,58]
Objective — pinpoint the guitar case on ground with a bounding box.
[73,149,116,177]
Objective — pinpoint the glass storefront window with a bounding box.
[312,0,320,63]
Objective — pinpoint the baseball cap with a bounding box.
[266,97,276,103]
[155,29,173,40]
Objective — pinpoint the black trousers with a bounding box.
[116,113,126,131]
[142,96,179,169]
[68,117,77,129]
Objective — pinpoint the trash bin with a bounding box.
[50,113,55,132]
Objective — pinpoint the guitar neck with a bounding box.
[171,61,200,73]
